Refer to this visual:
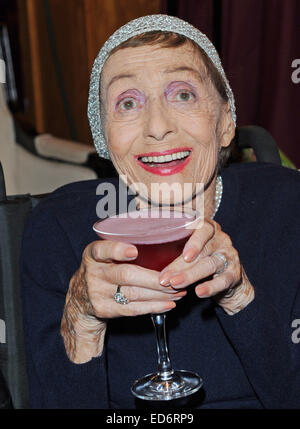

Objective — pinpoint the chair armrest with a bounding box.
[34,134,96,164]
[236,126,282,165]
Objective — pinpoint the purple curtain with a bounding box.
[162,0,300,167]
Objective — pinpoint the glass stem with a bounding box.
[151,313,174,380]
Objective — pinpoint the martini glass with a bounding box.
[93,207,203,401]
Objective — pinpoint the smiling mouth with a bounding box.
[137,149,191,167]
[135,148,192,176]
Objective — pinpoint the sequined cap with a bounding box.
[88,14,236,159]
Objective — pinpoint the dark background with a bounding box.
[1,0,300,167]
[163,0,300,167]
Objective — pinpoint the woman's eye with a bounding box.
[119,98,138,111]
[175,91,195,102]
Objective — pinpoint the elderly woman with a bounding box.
[21,15,300,409]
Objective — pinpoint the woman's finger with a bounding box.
[86,240,138,263]
[103,262,177,293]
[159,238,218,285]
[116,300,177,317]
[182,220,216,262]
[91,279,186,303]
[88,279,183,318]
[195,270,237,298]
[119,285,187,302]
[159,221,217,284]
[161,250,233,290]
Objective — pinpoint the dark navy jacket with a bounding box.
[21,163,300,408]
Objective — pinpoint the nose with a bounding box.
[144,98,176,142]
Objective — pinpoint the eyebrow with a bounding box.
[164,66,207,83]
[106,66,207,92]
[107,73,135,90]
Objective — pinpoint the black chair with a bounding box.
[0,368,12,409]
[0,125,281,408]
[236,125,281,165]
[0,162,47,408]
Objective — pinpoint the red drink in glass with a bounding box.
[93,207,203,401]
[131,237,188,271]
[93,209,194,271]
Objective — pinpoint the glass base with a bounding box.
[131,370,203,401]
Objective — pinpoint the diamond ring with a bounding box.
[212,252,228,275]
[114,286,129,305]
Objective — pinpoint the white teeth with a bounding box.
[139,150,191,164]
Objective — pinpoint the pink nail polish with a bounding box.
[196,287,209,298]
[164,303,176,312]
[173,291,187,300]
[169,273,184,287]
[124,247,138,259]
[183,248,196,262]
[159,271,172,286]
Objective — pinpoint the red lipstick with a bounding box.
[134,147,192,176]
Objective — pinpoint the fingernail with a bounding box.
[164,303,176,312]
[124,247,138,259]
[159,270,172,286]
[183,247,197,262]
[173,291,187,300]
[169,273,184,287]
[196,286,209,298]
[166,286,179,293]
[163,282,172,288]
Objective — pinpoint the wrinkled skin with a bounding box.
[102,42,229,210]
[61,42,254,363]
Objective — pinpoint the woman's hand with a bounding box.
[61,240,185,363]
[159,219,255,315]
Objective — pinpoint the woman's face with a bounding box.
[101,42,233,206]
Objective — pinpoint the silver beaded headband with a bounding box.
[88,14,236,160]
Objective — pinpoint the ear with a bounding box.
[219,102,236,148]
